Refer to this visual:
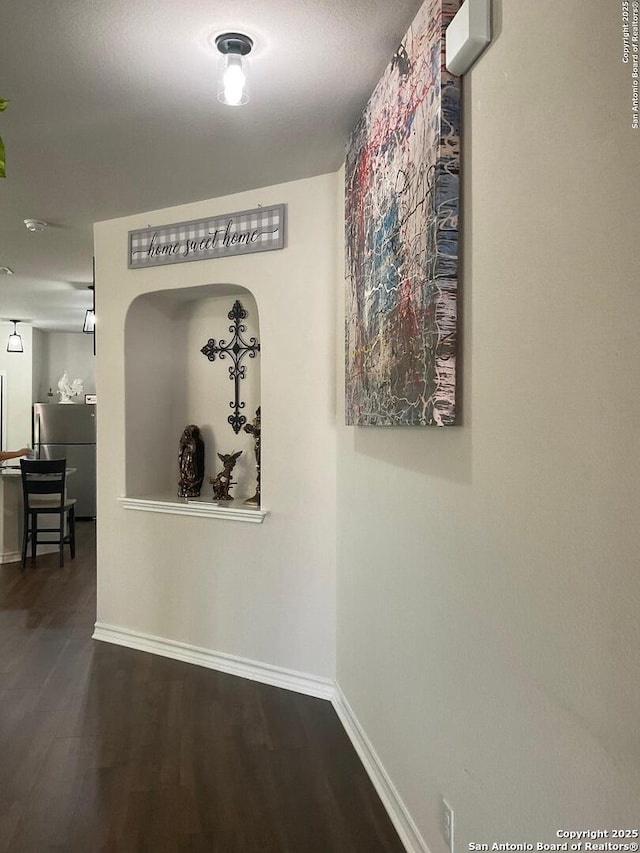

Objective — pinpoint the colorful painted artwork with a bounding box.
[345,0,461,426]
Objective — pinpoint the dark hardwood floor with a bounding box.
[0,523,404,853]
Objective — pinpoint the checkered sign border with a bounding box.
[128,204,285,269]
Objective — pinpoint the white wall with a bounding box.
[32,330,95,403]
[0,325,93,450]
[336,0,640,848]
[0,320,33,449]
[94,172,337,680]
[123,293,186,497]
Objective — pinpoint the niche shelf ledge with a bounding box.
[118,494,267,523]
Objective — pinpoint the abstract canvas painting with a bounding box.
[345,0,461,426]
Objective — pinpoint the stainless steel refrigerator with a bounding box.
[33,403,96,518]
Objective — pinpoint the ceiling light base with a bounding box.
[215,33,253,56]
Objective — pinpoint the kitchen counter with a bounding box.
[0,465,22,477]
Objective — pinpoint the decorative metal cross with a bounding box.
[200,300,260,434]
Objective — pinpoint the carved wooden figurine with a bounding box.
[243,406,261,506]
[178,425,205,497]
[210,451,243,501]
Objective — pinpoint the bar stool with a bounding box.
[20,459,76,568]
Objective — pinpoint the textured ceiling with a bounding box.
[0,0,422,331]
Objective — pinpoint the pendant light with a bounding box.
[82,287,95,333]
[215,33,253,106]
[82,258,96,355]
[6,319,23,353]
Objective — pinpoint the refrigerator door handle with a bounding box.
[33,413,40,450]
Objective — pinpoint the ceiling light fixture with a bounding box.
[23,219,48,232]
[215,32,253,107]
[83,258,96,355]
[0,266,14,275]
[7,319,23,353]
[83,287,95,334]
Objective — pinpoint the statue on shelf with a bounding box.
[210,451,243,501]
[178,425,205,498]
[243,406,261,507]
[57,371,84,404]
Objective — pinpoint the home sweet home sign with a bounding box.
[128,204,285,269]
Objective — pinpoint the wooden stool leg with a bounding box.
[69,506,76,560]
[21,509,29,569]
[59,511,64,568]
[31,513,37,561]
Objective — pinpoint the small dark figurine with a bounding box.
[243,406,261,506]
[178,425,205,498]
[210,451,243,501]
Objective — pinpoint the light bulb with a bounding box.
[224,60,245,105]
[83,309,95,334]
[7,334,22,352]
[218,53,249,106]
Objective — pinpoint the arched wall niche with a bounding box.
[124,282,261,502]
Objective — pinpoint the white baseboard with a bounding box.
[0,550,21,564]
[0,544,59,564]
[332,683,430,853]
[92,622,334,700]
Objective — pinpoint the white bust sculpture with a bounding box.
[57,371,84,404]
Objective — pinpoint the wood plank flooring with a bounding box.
[0,523,405,853]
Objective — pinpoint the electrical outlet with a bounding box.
[440,797,454,853]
